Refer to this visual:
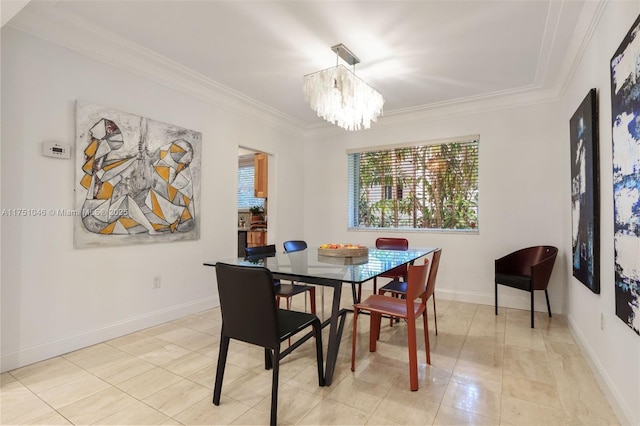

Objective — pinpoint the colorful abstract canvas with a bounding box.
[74,101,202,248]
[570,89,599,294]
[610,15,640,335]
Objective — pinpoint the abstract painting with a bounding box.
[610,14,640,335]
[570,88,599,294]
[74,101,202,248]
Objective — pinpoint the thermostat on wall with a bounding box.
[42,141,71,159]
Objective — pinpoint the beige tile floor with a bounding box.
[1,289,623,425]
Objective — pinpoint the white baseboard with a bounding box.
[354,281,560,314]
[0,296,219,373]
[434,288,559,313]
[566,315,634,426]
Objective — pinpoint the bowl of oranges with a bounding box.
[318,243,368,258]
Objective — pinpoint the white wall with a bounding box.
[302,3,640,423]
[303,101,567,313]
[0,28,305,371]
[561,2,640,425]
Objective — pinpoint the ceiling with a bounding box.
[9,1,587,129]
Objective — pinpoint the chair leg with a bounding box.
[351,307,359,372]
[264,348,273,370]
[304,286,307,312]
[530,290,535,329]
[423,311,431,365]
[407,318,418,391]
[213,335,230,405]
[285,297,293,346]
[432,294,438,336]
[545,289,552,317]
[495,281,498,316]
[310,287,317,315]
[270,346,280,426]
[370,312,381,352]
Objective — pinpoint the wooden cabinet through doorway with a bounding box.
[254,153,268,198]
[247,231,266,247]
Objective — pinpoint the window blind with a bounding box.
[348,136,479,230]
[238,165,265,210]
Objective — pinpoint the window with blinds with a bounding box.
[238,165,265,210]
[347,135,479,231]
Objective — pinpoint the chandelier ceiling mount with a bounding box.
[331,44,359,66]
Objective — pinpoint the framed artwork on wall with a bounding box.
[570,88,600,294]
[610,14,640,335]
[74,101,202,248]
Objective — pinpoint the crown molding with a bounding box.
[553,0,608,99]
[6,2,306,137]
[533,0,566,88]
[1,0,30,27]
[7,1,606,140]
[304,85,561,138]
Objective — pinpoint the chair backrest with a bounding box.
[245,244,277,258]
[377,238,410,278]
[215,263,280,348]
[530,246,557,290]
[403,263,430,317]
[496,246,558,290]
[496,246,556,273]
[376,237,409,251]
[424,248,442,300]
[283,240,307,253]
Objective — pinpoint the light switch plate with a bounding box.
[42,141,71,159]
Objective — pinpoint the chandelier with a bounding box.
[303,44,384,131]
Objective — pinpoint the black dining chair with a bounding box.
[246,244,317,315]
[213,263,324,425]
[283,240,323,320]
[495,245,558,328]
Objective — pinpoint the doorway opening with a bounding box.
[238,147,268,256]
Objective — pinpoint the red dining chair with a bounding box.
[357,237,409,302]
[379,249,441,334]
[351,262,430,391]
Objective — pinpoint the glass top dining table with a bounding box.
[204,246,438,385]
[205,247,436,286]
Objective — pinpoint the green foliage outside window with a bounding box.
[348,138,479,230]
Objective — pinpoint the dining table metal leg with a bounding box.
[324,282,346,386]
[351,282,359,303]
